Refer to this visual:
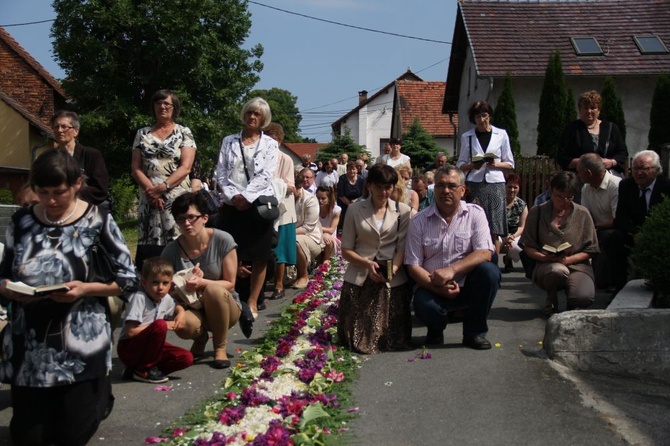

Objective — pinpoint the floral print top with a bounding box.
[133,124,196,246]
[506,196,527,235]
[0,205,138,387]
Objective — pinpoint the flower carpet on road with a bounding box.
[146,256,361,445]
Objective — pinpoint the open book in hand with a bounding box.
[6,281,70,296]
[542,242,572,254]
[471,152,498,163]
[171,268,203,310]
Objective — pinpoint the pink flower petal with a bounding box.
[153,385,173,392]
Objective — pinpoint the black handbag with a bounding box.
[87,212,117,283]
[239,138,279,221]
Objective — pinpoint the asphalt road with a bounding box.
[0,264,669,445]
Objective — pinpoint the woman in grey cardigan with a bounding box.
[519,171,599,316]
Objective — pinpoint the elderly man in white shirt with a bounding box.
[577,153,622,291]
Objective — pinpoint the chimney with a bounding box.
[358,90,368,105]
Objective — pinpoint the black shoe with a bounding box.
[424,332,444,346]
[257,301,267,311]
[121,367,134,380]
[133,366,169,383]
[239,302,254,338]
[462,336,492,350]
[269,289,285,300]
[211,359,231,369]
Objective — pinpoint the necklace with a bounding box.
[44,199,79,225]
[555,209,566,218]
[587,121,599,130]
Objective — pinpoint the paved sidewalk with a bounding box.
[0,264,669,445]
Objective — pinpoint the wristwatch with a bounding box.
[611,159,617,167]
[164,181,171,191]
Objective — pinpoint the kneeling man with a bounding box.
[404,166,500,349]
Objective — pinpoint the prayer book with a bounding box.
[542,242,572,254]
[6,281,70,296]
[471,152,498,163]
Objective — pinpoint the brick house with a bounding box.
[0,27,66,195]
[442,0,670,156]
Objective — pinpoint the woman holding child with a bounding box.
[337,164,413,354]
[162,192,245,369]
[0,149,137,445]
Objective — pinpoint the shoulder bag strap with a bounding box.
[176,239,195,265]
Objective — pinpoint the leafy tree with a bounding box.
[51,0,263,177]
[247,88,302,143]
[316,127,368,163]
[648,74,670,150]
[493,74,521,159]
[401,118,441,171]
[537,50,569,157]
[600,77,626,142]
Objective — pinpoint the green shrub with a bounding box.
[109,174,138,220]
[633,195,670,305]
[0,189,14,205]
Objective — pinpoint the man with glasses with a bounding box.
[405,166,500,349]
[614,150,670,283]
[300,168,317,195]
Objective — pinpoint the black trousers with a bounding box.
[10,375,111,446]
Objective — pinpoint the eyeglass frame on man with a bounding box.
[53,124,75,131]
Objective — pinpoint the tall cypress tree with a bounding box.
[493,74,521,159]
[537,50,568,157]
[565,86,577,122]
[600,76,627,142]
[648,74,670,150]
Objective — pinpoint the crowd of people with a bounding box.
[0,90,664,444]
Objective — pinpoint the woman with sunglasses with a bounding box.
[161,192,246,369]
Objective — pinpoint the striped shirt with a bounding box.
[404,201,493,285]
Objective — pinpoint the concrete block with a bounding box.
[607,279,653,310]
[545,309,670,383]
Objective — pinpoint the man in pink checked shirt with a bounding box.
[404,166,500,349]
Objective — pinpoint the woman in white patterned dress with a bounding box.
[131,89,196,270]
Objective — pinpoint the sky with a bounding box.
[2,0,457,142]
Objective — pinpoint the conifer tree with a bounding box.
[648,74,670,150]
[600,77,627,142]
[565,86,577,122]
[493,74,521,159]
[537,50,568,157]
[317,127,369,163]
[401,118,442,171]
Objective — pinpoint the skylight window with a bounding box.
[634,36,669,55]
[570,37,603,56]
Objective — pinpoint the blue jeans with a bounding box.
[413,262,500,339]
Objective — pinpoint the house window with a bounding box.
[570,37,603,56]
[634,36,669,55]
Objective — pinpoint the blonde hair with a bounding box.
[240,97,272,128]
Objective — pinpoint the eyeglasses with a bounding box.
[53,124,74,131]
[553,194,574,202]
[435,182,464,191]
[633,166,654,173]
[155,100,174,108]
[474,113,490,120]
[175,214,203,225]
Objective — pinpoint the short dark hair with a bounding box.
[141,257,174,280]
[30,149,82,189]
[51,110,81,130]
[366,164,398,187]
[468,100,493,124]
[505,172,521,185]
[171,191,209,218]
[550,171,580,195]
[390,136,402,144]
[151,89,181,120]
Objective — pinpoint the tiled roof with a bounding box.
[0,89,54,136]
[395,81,457,137]
[444,0,670,111]
[332,69,423,130]
[282,142,328,160]
[0,27,66,97]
